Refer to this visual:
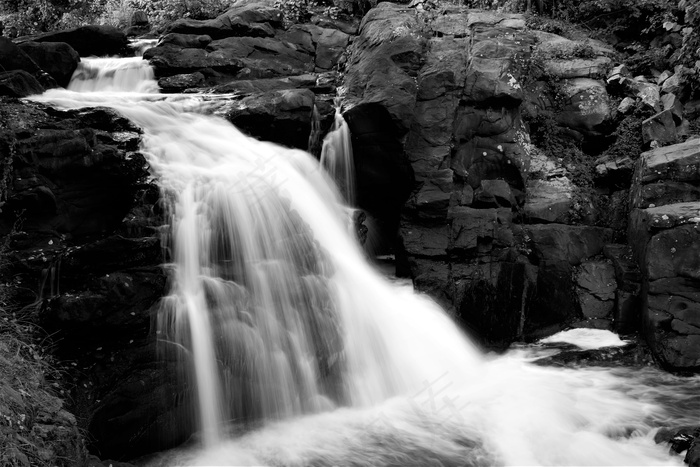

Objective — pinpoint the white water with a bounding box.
[320,104,355,205]
[30,58,694,466]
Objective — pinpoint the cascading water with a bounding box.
[320,102,355,205]
[30,57,698,466]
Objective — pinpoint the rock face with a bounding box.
[628,138,700,371]
[0,98,186,460]
[344,4,625,347]
[17,41,80,88]
[0,37,58,96]
[141,2,353,150]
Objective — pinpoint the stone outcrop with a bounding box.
[0,97,187,460]
[17,41,80,88]
[343,4,627,347]
[628,138,700,371]
[0,37,58,96]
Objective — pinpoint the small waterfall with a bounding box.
[30,58,694,466]
[320,103,355,205]
[68,57,158,93]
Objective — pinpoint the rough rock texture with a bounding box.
[141,2,352,150]
[0,98,188,460]
[343,4,621,346]
[628,139,700,371]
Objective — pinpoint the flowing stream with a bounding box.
[29,57,700,466]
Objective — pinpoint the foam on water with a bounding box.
[28,58,695,466]
[539,328,629,350]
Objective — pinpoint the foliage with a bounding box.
[129,0,231,30]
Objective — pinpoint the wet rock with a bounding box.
[315,28,350,70]
[17,41,80,88]
[225,88,316,150]
[26,25,129,57]
[0,70,45,97]
[642,109,678,145]
[344,102,414,243]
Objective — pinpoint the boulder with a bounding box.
[17,41,80,88]
[642,109,678,145]
[163,2,283,39]
[556,78,611,135]
[523,177,573,223]
[0,36,57,90]
[0,70,45,97]
[225,88,317,150]
[630,138,700,209]
[158,33,212,49]
[28,25,129,57]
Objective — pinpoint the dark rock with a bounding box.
[0,70,45,97]
[343,2,423,133]
[344,103,414,245]
[524,224,613,266]
[448,206,514,253]
[158,33,212,49]
[225,88,316,150]
[27,25,129,57]
[130,10,149,26]
[17,41,80,88]
[0,36,57,90]
[523,178,573,223]
[575,260,616,319]
[158,72,205,93]
[473,179,516,208]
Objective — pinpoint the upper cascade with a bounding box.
[67,56,159,93]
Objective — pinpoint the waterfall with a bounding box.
[320,103,355,205]
[30,58,691,466]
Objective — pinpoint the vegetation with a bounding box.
[0,230,84,466]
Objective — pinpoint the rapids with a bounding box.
[29,57,699,466]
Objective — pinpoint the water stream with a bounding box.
[29,57,699,466]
